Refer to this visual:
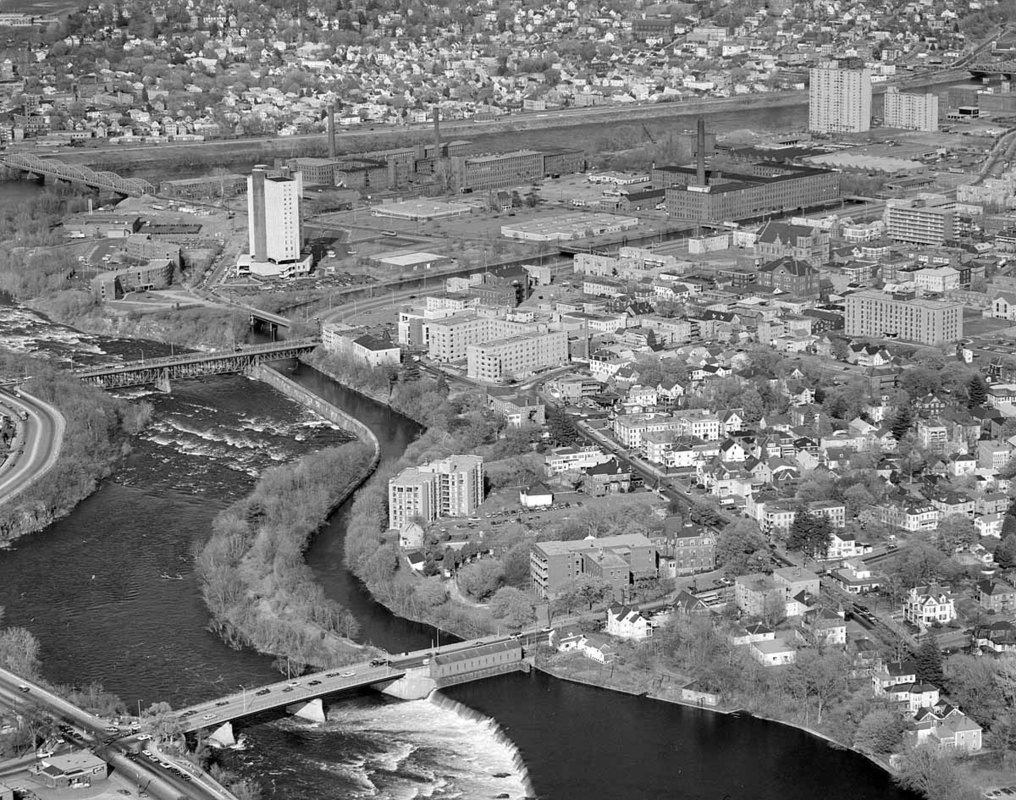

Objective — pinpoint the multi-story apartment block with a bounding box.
[387,455,484,530]
[426,311,540,362]
[844,290,963,345]
[884,87,939,132]
[466,330,568,382]
[884,195,955,246]
[808,64,872,133]
[530,533,657,598]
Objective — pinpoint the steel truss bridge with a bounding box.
[72,339,318,389]
[1,152,156,195]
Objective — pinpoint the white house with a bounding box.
[520,482,554,509]
[904,586,956,629]
[605,604,653,641]
[750,637,796,666]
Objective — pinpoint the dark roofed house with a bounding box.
[585,457,631,495]
[520,481,554,509]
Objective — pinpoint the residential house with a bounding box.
[904,585,956,629]
[977,579,1016,613]
[750,637,797,666]
[605,603,653,640]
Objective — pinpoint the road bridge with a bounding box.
[71,338,318,389]
[0,667,239,800]
[173,632,549,742]
[1,152,156,196]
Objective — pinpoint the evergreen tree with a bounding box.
[995,534,1016,570]
[890,405,913,441]
[967,374,988,408]
[915,636,944,686]
[786,505,834,558]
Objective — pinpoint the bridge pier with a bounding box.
[207,722,236,748]
[378,669,437,701]
[286,697,326,723]
[155,368,171,393]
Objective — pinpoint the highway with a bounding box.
[0,388,65,507]
[0,667,237,800]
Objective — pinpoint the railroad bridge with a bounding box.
[1,152,157,196]
[72,339,318,390]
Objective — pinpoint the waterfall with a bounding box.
[429,691,537,799]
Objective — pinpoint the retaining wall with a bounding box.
[251,364,380,465]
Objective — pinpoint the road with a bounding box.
[0,667,237,800]
[173,662,405,733]
[0,388,65,508]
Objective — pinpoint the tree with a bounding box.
[891,541,945,588]
[786,506,833,559]
[792,648,848,725]
[141,701,182,743]
[456,560,505,601]
[716,518,770,576]
[893,745,980,800]
[934,514,977,555]
[915,637,944,686]
[994,534,1016,570]
[967,374,988,408]
[854,707,908,754]
[891,405,913,441]
[0,628,41,679]
[489,587,536,630]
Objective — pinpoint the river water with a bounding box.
[0,303,923,800]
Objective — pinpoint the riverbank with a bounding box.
[0,360,151,546]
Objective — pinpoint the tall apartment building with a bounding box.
[426,311,542,362]
[884,195,955,246]
[529,533,657,598]
[387,454,484,530]
[466,331,569,382]
[247,165,301,264]
[845,289,963,345]
[883,87,939,132]
[808,64,872,133]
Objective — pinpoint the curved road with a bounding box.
[0,388,65,507]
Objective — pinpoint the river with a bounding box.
[0,303,924,800]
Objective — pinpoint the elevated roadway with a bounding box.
[0,667,238,800]
[0,387,65,507]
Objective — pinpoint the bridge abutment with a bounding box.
[286,697,326,723]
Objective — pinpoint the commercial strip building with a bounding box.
[388,454,484,529]
[500,212,640,242]
[529,533,657,599]
[808,63,872,133]
[466,330,569,382]
[884,194,955,246]
[844,289,964,345]
[884,87,939,132]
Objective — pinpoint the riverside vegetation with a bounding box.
[196,441,375,671]
[0,354,152,544]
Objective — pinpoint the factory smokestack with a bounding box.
[327,105,336,159]
[432,106,442,157]
[696,117,706,187]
